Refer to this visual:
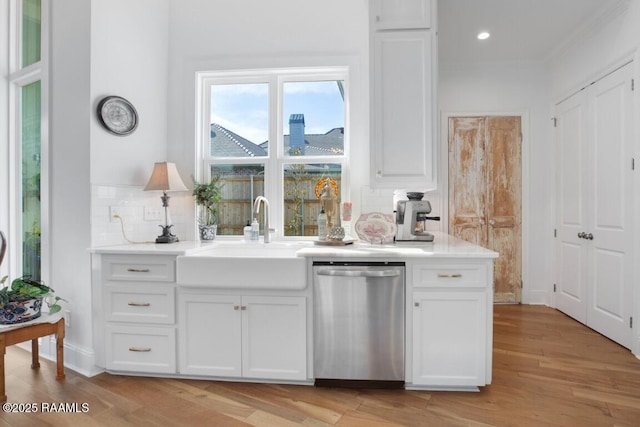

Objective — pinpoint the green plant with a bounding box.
[192,175,224,226]
[0,275,67,314]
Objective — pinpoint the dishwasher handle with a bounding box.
[316,269,401,278]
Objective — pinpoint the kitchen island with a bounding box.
[91,232,497,391]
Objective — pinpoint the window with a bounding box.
[198,68,349,238]
[7,0,47,280]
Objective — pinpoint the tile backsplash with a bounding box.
[91,184,191,247]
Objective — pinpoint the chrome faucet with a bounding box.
[253,196,271,243]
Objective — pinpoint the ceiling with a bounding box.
[438,0,624,64]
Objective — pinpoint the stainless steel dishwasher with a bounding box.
[313,261,405,387]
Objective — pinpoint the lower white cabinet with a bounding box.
[179,292,307,381]
[409,260,493,388]
[412,291,486,386]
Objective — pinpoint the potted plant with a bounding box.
[192,175,223,241]
[0,276,67,325]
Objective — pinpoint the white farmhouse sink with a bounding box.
[176,241,310,289]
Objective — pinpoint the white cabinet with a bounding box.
[409,261,493,388]
[98,255,178,374]
[370,0,431,30]
[370,0,437,189]
[179,292,307,381]
[412,291,486,387]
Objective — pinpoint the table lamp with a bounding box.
[143,162,188,243]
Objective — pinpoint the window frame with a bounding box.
[6,0,49,280]
[196,67,350,240]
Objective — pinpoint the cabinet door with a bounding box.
[242,296,307,381]
[371,29,435,189]
[412,291,486,387]
[370,0,431,30]
[178,293,242,376]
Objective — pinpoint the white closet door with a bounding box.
[555,90,589,324]
[586,64,634,348]
[555,62,634,349]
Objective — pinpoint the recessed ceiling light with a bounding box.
[477,32,490,40]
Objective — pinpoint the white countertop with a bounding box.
[299,232,498,259]
[89,241,216,255]
[90,232,498,259]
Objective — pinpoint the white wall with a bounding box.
[90,0,170,187]
[549,0,640,98]
[49,0,94,374]
[166,0,371,240]
[438,60,553,304]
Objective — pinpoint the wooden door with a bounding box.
[449,116,522,303]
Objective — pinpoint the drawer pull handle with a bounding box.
[128,302,151,307]
[438,273,463,278]
[127,268,150,273]
[128,347,151,352]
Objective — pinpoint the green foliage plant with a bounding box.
[0,275,67,314]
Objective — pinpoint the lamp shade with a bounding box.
[143,162,188,192]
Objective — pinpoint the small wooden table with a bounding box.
[0,317,65,402]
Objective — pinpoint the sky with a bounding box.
[210,80,344,144]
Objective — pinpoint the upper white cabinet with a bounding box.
[370,0,431,30]
[370,0,437,189]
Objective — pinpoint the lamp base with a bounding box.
[156,235,179,244]
[156,225,179,244]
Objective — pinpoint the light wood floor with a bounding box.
[1,305,639,426]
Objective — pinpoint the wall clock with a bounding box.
[97,96,139,136]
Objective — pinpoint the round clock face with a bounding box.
[97,96,138,136]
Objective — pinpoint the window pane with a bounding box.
[283,81,344,157]
[22,0,41,68]
[210,84,268,158]
[283,163,341,237]
[211,164,265,235]
[22,81,41,280]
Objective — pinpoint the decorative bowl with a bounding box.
[0,297,43,325]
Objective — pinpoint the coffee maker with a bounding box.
[395,192,440,242]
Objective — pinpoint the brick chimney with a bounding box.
[289,114,305,155]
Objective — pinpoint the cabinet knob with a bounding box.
[233,305,240,311]
[578,232,586,238]
[414,302,420,307]
[241,306,247,311]
[376,170,382,178]
[586,233,594,240]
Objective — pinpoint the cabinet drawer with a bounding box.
[104,255,175,282]
[106,325,176,374]
[413,264,487,288]
[105,284,175,324]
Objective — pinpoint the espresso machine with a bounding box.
[395,192,440,242]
